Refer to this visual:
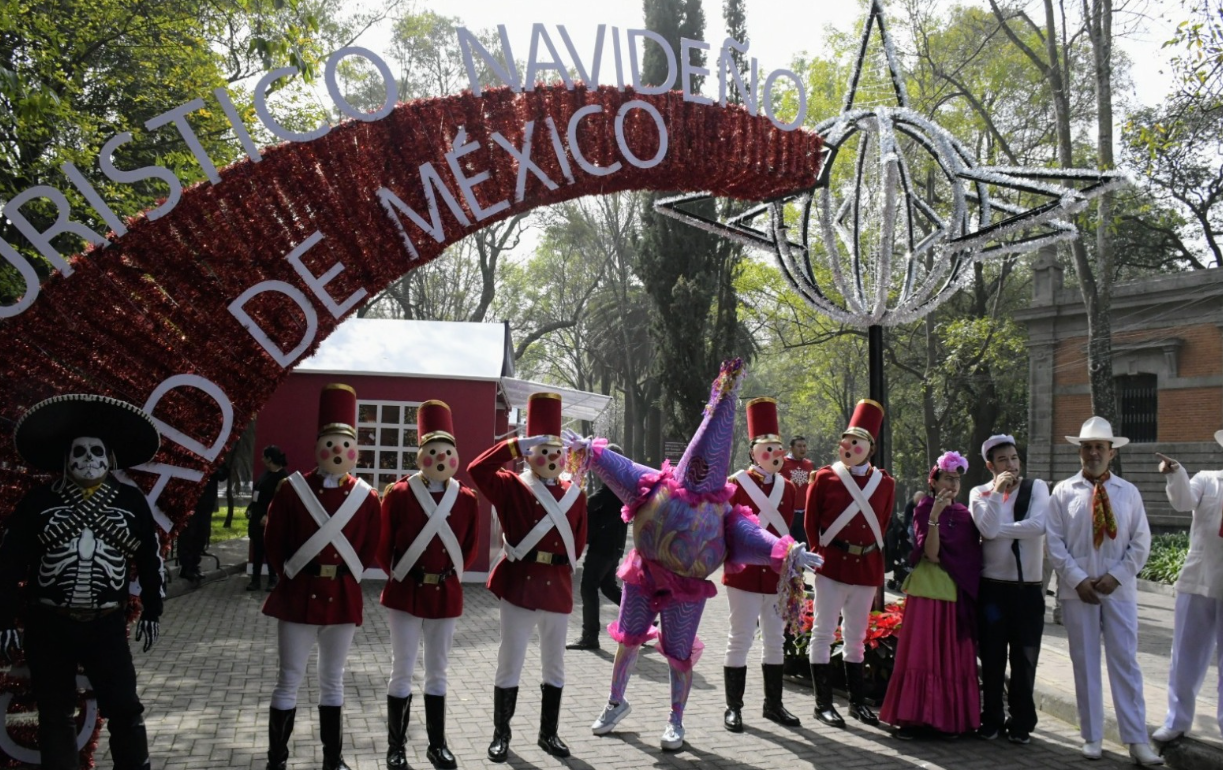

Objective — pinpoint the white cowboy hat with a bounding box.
[1216,429,1223,448]
[1065,416,1129,449]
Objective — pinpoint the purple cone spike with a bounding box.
[675,358,745,495]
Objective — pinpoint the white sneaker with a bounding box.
[1082,740,1103,760]
[591,700,631,735]
[1151,726,1183,743]
[661,722,685,751]
[1129,743,1164,766]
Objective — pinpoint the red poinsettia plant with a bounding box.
[785,598,905,659]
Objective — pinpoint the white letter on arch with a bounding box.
[143,374,235,462]
[228,280,319,367]
[567,106,622,177]
[254,67,330,142]
[285,231,367,317]
[325,47,398,121]
[0,238,41,318]
[614,100,669,169]
[762,69,807,131]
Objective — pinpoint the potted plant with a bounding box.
[784,597,905,704]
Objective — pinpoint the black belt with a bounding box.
[38,604,123,622]
[302,562,353,578]
[524,549,569,566]
[409,567,456,585]
[829,539,878,556]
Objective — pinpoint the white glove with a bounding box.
[0,628,20,663]
[561,429,592,453]
[515,435,551,453]
[135,618,160,652]
[796,544,824,571]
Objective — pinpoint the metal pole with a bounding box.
[869,325,888,611]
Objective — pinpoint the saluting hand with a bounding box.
[1155,453,1179,475]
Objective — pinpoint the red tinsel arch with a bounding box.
[0,85,823,524]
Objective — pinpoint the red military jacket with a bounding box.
[262,470,381,626]
[467,439,587,614]
[781,456,816,506]
[804,464,896,587]
[377,476,480,619]
[723,468,797,594]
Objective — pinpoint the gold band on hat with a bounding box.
[324,383,356,395]
[842,427,874,444]
[529,392,562,401]
[419,430,456,446]
[751,433,783,445]
[318,422,357,439]
[857,398,883,413]
[745,396,777,407]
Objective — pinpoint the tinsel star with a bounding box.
[656,0,1130,326]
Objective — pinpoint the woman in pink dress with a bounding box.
[880,451,982,739]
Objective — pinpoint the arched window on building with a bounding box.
[1115,373,1158,443]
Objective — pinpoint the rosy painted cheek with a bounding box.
[853,446,864,455]
[346,449,357,460]
[448,457,458,468]
[533,456,547,466]
[318,450,329,461]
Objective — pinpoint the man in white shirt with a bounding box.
[1047,417,1162,765]
[969,434,1049,745]
[1151,430,1223,743]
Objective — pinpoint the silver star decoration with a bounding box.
[656,0,1131,326]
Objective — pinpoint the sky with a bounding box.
[344,0,1182,111]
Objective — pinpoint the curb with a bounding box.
[1032,680,1222,770]
[1136,578,1177,597]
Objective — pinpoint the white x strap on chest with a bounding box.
[819,462,885,550]
[731,471,787,535]
[283,472,369,581]
[501,471,579,572]
[392,474,465,582]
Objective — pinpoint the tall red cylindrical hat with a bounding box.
[318,383,357,439]
[745,397,781,444]
[526,392,563,445]
[843,399,884,444]
[418,400,455,446]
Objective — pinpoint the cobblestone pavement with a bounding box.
[101,567,1144,770]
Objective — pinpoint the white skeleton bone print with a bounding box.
[37,507,130,609]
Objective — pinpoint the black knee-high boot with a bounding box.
[107,711,151,770]
[811,663,845,728]
[762,663,801,726]
[487,686,518,763]
[266,707,295,770]
[386,694,410,769]
[537,683,570,757]
[425,693,457,769]
[723,666,747,732]
[845,662,879,726]
[319,705,352,770]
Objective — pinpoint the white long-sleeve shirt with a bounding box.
[1046,471,1151,604]
[1165,465,1223,600]
[969,479,1049,582]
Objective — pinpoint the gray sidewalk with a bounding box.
[85,541,1220,770]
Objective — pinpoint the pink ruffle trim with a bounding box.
[616,549,719,606]
[622,465,737,524]
[656,631,705,671]
[608,619,659,647]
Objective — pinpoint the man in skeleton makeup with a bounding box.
[468,392,587,763]
[261,384,381,770]
[378,400,479,770]
[0,394,164,770]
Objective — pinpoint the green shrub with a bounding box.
[1139,532,1190,585]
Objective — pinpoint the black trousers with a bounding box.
[977,579,1045,733]
[177,504,211,576]
[580,551,623,638]
[248,514,267,578]
[789,512,808,546]
[24,608,148,770]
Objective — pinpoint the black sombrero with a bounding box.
[13,394,161,471]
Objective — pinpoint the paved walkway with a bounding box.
[82,539,1223,769]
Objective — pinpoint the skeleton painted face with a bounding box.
[752,441,786,474]
[527,443,566,480]
[419,439,458,483]
[316,432,358,476]
[67,437,110,486]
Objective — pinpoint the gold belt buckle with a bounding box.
[535,551,553,564]
[848,543,865,556]
[422,572,441,585]
[319,564,338,578]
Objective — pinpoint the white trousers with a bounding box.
[808,574,876,664]
[494,600,567,689]
[1163,591,1223,737]
[387,609,458,699]
[272,621,356,709]
[724,586,786,667]
[1062,598,1148,743]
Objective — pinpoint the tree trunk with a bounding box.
[1087,0,1119,427]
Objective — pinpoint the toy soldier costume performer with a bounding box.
[262,384,381,770]
[0,394,164,770]
[722,397,801,732]
[378,400,479,769]
[468,392,587,763]
[804,399,895,729]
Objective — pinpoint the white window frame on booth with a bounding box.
[356,399,421,492]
